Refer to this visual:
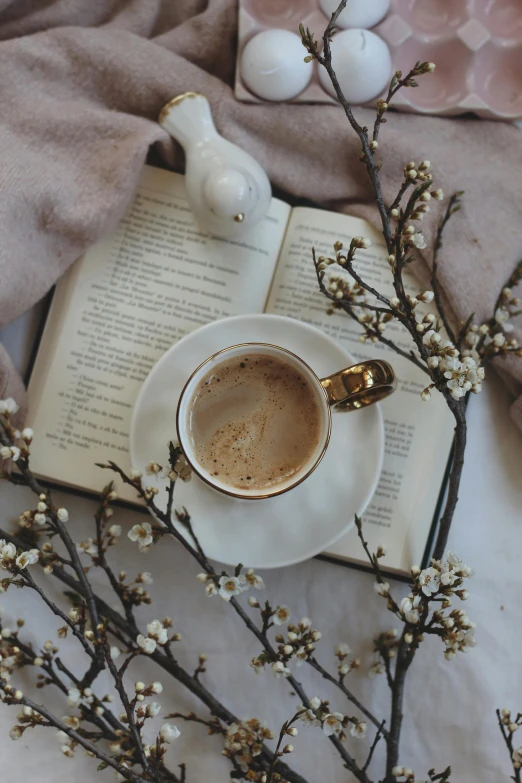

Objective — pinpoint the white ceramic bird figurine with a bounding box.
[159,92,271,240]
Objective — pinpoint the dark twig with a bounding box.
[363,720,387,773]
[0,677,149,783]
[497,710,522,783]
[431,193,462,345]
[307,657,388,738]
[101,639,152,777]
[266,710,305,783]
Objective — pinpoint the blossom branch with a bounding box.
[0,521,311,783]
[431,192,462,346]
[306,656,388,738]
[19,569,95,660]
[99,462,373,783]
[101,638,153,778]
[266,710,304,783]
[363,720,386,773]
[0,677,150,783]
[497,708,522,783]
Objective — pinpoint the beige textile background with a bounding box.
[0,0,521,424]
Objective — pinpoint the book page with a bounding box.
[27,166,291,500]
[265,207,455,573]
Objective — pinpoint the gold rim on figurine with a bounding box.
[158,92,204,125]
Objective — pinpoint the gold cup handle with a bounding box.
[320,359,397,411]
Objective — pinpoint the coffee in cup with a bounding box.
[176,343,396,500]
[187,353,322,493]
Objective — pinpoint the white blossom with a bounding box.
[273,606,291,625]
[76,538,97,557]
[373,581,389,597]
[56,508,69,523]
[10,725,23,740]
[147,620,168,645]
[34,513,46,526]
[67,688,81,707]
[400,594,421,624]
[243,568,265,590]
[350,720,367,738]
[139,572,153,585]
[15,550,39,569]
[423,329,441,347]
[205,581,218,597]
[0,398,19,415]
[412,232,426,249]
[151,681,163,694]
[418,567,440,596]
[110,646,121,661]
[218,576,244,601]
[147,701,161,717]
[0,541,17,567]
[322,713,343,736]
[512,747,522,768]
[298,707,320,727]
[108,525,122,538]
[128,523,153,552]
[62,715,80,730]
[336,643,351,657]
[272,660,290,678]
[137,634,156,654]
[0,446,20,462]
[159,723,180,743]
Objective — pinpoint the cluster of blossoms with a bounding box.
[0,538,40,575]
[297,696,367,741]
[222,718,274,778]
[17,494,69,532]
[421,328,485,401]
[390,161,444,254]
[315,239,396,343]
[197,567,265,600]
[334,642,360,677]
[129,446,192,502]
[461,286,521,363]
[250,616,321,677]
[115,570,153,608]
[128,521,155,553]
[369,629,400,675]
[499,708,522,769]
[0,398,33,465]
[391,765,419,780]
[9,704,47,742]
[136,617,178,655]
[0,612,23,682]
[374,551,475,659]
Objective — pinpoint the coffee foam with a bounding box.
[187,354,322,491]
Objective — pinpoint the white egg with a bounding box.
[240,29,313,102]
[318,29,392,105]
[319,0,390,29]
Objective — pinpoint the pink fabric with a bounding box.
[0,0,521,427]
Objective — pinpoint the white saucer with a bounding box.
[130,315,384,569]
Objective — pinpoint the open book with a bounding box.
[27,165,454,577]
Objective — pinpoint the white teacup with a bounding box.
[176,342,395,500]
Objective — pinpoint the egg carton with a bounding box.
[235,0,522,120]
